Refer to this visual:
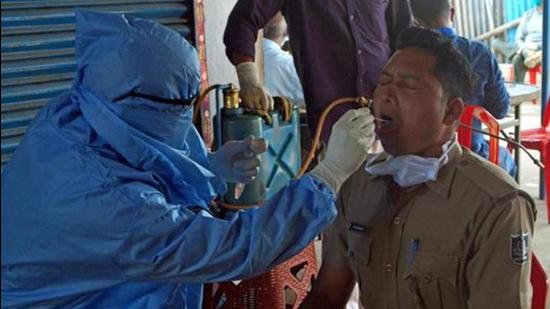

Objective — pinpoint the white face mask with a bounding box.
[365,135,457,187]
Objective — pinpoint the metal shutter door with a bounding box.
[1,0,194,171]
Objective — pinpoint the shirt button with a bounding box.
[460,160,469,166]
[349,250,355,258]
[358,49,362,55]
[423,273,433,283]
[385,263,393,273]
[393,216,402,225]
[350,15,355,21]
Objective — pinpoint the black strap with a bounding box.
[128,91,196,106]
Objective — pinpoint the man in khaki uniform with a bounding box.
[301,27,536,309]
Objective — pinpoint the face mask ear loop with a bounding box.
[438,134,457,166]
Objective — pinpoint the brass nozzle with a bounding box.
[223,84,240,109]
[356,96,370,108]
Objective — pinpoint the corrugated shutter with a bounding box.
[453,0,505,39]
[1,0,195,171]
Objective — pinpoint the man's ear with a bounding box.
[443,97,464,125]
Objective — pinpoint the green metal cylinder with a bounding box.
[222,113,264,205]
[221,107,301,206]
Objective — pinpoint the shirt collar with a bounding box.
[424,143,462,199]
[263,38,282,51]
[437,26,457,38]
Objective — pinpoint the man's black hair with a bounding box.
[410,0,450,26]
[396,27,475,101]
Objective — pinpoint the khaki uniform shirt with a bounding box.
[323,145,536,309]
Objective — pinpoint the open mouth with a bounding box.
[374,114,398,134]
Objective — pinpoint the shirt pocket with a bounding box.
[346,231,372,289]
[404,251,462,309]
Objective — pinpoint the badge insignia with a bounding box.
[510,233,529,265]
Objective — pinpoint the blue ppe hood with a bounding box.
[73,9,224,206]
[1,9,337,309]
[75,9,200,103]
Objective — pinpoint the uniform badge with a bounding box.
[510,233,529,265]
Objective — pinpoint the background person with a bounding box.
[513,1,543,82]
[410,0,516,176]
[263,12,305,108]
[224,0,412,143]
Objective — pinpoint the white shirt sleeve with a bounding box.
[263,39,306,108]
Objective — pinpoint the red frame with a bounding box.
[458,105,500,164]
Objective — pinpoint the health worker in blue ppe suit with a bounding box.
[1,10,376,309]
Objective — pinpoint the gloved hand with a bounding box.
[236,62,273,111]
[210,136,268,183]
[309,108,375,193]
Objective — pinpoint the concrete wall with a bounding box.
[203,0,238,87]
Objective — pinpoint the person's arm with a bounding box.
[515,12,530,51]
[465,192,536,308]
[115,175,336,283]
[223,0,284,110]
[223,0,283,64]
[482,47,511,119]
[300,188,357,308]
[300,247,356,308]
[115,108,375,283]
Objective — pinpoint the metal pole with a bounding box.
[540,0,549,198]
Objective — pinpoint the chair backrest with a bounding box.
[528,64,542,85]
[210,243,318,308]
[543,98,550,130]
[458,105,500,164]
[531,253,549,309]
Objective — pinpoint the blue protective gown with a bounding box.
[1,10,336,308]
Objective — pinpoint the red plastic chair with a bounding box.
[520,100,550,223]
[209,243,317,308]
[459,107,548,308]
[531,254,549,309]
[528,64,542,85]
[458,105,500,164]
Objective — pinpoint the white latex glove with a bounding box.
[236,62,273,111]
[309,108,375,193]
[210,136,268,183]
